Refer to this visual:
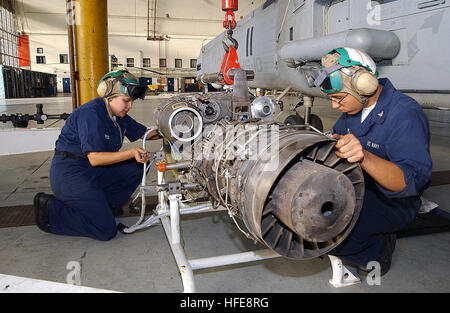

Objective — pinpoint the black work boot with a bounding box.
[33,192,54,233]
[358,233,397,277]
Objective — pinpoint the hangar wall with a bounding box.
[13,0,265,93]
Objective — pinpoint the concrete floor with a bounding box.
[0,94,449,293]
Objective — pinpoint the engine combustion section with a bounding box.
[155,92,364,260]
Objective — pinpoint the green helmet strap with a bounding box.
[98,70,132,86]
[333,48,363,68]
[98,70,139,95]
[331,48,377,76]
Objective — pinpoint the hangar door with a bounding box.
[326,0,350,35]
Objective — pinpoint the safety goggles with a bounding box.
[117,77,148,100]
[301,63,345,94]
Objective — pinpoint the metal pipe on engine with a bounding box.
[198,69,254,85]
[165,161,191,171]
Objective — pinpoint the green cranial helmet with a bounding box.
[97,70,148,100]
[319,47,378,94]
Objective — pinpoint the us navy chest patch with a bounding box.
[366,140,380,149]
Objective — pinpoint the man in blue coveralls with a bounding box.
[311,47,432,276]
[33,70,160,241]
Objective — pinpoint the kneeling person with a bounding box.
[34,70,160,241]
[312,48,432,275]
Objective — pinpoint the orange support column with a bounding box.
[74,0,109,106]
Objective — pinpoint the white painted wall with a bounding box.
[13,0,266,93]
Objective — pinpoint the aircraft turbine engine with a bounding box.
[155,94,364,260]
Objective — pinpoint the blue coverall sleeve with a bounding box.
[332,115,346,135]
[76,110,109,154]
[377,110,432,198]
[121,115,148,142]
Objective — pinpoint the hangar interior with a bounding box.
[0,0,449,293]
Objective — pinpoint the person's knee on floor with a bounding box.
[94,223,118,241]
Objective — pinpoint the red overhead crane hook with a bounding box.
[223,10,237,29]
[222,0,238,30]
[220,0,240,85]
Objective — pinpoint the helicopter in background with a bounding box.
[196,0,450,127]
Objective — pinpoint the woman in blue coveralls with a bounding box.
[33,70,160,241]
[309,48,432,276]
